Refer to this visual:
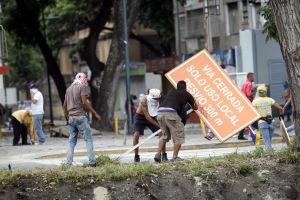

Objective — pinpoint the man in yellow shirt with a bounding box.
[11,109,35,146]
[252,86,283,149]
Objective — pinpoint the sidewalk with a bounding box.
[0,121,292,169]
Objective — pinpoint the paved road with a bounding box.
[0,123,291,169]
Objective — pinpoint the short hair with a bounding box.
[177,80,186,90]
[247,72,254,78]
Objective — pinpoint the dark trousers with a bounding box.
[11,116,28,145]
[238,129,246,139]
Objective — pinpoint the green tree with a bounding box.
[139,0,185,56]
[2,0,67,104]
[5,36,44,88]
[264,0,300,151]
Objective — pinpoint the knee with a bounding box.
[133,132,139,140]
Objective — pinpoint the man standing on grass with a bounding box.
[63,73,101,167]
[154,80,198,162]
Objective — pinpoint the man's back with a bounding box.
[65,84,88,116]
[160,89,195,114]
[31,91,44,115]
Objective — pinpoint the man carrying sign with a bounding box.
[154,80,198,162]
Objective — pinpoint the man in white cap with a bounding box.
[132,88,161,162]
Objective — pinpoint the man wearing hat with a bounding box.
[30,84,45,144]
[132,88,161,162]
[252,86,283,149]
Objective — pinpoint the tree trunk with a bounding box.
[79,0,113,117]
[94,0,140,130]
[270,0,300,149]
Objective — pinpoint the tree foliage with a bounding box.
[260,3,279,42]
[138,0,185,56]
[2,0,67,104]
[5,37,44,88]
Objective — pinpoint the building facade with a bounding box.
[173,0,287,104]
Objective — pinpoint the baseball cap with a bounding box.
[257,85,267,93]
[148,89,161,100]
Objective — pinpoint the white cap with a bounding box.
[148,89,161,99]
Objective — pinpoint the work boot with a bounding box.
[162,153,168,162]
[154,153,161,163]
[134,155,140,163]
[89,163,97,167]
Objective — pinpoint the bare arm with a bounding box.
[63,98,68,119]
[273,102,284,115]
[141,102,160,128]
[283,96,292,110]
[81,95,101,121]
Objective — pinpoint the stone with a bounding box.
[94,186,109,200]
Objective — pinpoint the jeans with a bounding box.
[33,114,45,144]
[66,116,96,166]
[258,121,275,149]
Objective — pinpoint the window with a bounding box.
[226,2,239,35]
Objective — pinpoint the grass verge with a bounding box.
[0,148,299,187]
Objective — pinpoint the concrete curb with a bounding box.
[37,137,285,160]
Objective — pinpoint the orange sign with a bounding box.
[165,49,261,142]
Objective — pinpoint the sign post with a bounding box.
[166,49,261,142]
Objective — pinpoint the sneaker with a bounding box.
[154,153,161,163]
[134,155,140,163]
[205,135,213,140]
[88,163,96,167]
[238,137,248,140]
[162,153,168,162]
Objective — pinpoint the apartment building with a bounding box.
[173,0,287,104]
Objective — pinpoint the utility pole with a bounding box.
[204,0,213,52]
[0,3,8,106]
[175,0,182,57]
[122,0,132,145]
[203,0,220,52]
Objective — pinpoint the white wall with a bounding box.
[240,29,286,104]
[145,73,162,91]
[240,29,255,73]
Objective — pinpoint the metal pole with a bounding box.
[176,0,182,57]
[122,0,132,144]
[204,0,212,52]
[47,69,53,125]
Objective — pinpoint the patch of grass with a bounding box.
[1,148,298,187]
[276,148,300,163]
[248,147,266,158]
[0,169,30,185]
[175,159,218,179]
[233,162,257,176]
[96,155,116,166]
[101,163,158,181]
